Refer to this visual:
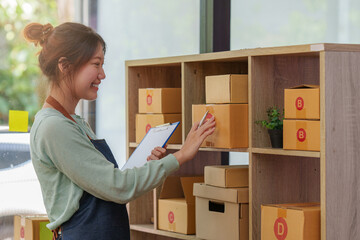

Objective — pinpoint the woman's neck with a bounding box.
[47,87,79,115]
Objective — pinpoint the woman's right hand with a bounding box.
[173,116,215,165]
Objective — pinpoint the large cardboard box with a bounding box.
[14,215,52,240]
[192,104,248,148]
[138,88,181,113]
[193,183,249,240]
[261,202,320,240]
[204,165,248,188]
[205,74,248,104]
[158,176,204,234]
[284,85,320,119]
[136,113,182,143]
[283,119,320,151]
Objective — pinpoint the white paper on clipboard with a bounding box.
[121,121,180,171]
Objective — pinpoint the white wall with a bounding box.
[97,0,200,166]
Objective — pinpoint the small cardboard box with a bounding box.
[205,74,248,104]
[261,202,320,240]
[193,183,249,240]
[204,165,248,188]
[192,104,248,148]
[135,113,182,143]
[284,85,320,119]
[283,119,320,151]
[158,176,204,234]
[14,215,52,240]
[138,88,181,113]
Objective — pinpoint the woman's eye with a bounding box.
[93,62,101,66]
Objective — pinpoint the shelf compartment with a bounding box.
[130,224,199,240]
[127,65,182,144]
[182,60,248,141]
[252,147,320,158]
[251,154,320,240]
[251,54,320,149]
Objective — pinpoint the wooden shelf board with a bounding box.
[129,142,249,153]
[130,224,199,240]
[251,147,320,158]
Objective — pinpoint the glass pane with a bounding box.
[231,0,360,49]
[97,0,200,167]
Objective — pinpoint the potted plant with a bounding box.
[256,106,283,148]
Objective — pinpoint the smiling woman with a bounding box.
[23,21,215,240]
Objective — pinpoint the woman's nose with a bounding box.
[98,68,106,79]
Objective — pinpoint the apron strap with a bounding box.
[45,96,91,140]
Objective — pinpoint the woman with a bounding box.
[24,22,215,240]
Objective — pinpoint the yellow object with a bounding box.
[204,165,249,188]
[158,176,203,235]
[192,104,248,148]
[13,215,51,240]
[206,74,248,104]
[284,85,320,119]
[138,88,181,113]
[9,110,29,132]
[135,113,182,144]
[261,203,320,240]
[283,119,320,151]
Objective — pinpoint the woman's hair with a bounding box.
[23,22,106,85]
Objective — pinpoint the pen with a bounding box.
[197,110,209,129]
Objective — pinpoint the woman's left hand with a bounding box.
[147,145,167,161]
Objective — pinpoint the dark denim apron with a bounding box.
[46,96,130,240]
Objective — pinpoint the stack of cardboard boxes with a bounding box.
[193,165,249,240]
[136,88,182,144]
[283,85,320,151]
[192,74,249,148]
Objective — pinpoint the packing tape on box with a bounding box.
[296,121,308,149]
[145,89,154,107]
[295,96,307,119]
[277,208,287,219]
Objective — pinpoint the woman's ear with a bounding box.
[58,57,70,73]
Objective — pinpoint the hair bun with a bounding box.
[23,23,54,47]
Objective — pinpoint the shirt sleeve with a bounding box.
[34,115,179,204]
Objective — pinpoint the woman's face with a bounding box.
[73,44,106,101]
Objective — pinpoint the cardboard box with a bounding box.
[204,165,248,188]
[261,202,320,240]
[205,74,248,104]
[158,176,204,234]
[136,113,182,143]
[193,183,249,240]
[138,88,181,113]
[284,85,320,119]
[192,104,248,148]
[283,119,320,151]
[14,215,52,240]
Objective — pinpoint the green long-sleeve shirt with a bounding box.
[30,108,179,230]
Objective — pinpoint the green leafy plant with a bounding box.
[255,106,283,130]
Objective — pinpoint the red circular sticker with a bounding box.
[295,97,304,110]
[274,217,288,240]
[297,128,306,142]
[206,112,213,120]
[168,211,174,223]
[145,124,151,133]
[20,226,25,238]
[146,94,152,105]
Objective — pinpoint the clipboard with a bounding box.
[121,121,180,170]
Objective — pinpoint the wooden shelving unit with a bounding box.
[126,43,360,240]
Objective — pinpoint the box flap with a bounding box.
[263,202,320,211]
[180,176,204,203]
[193,183,249,203]
[159,176,184,199]
[289,84,319,89]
